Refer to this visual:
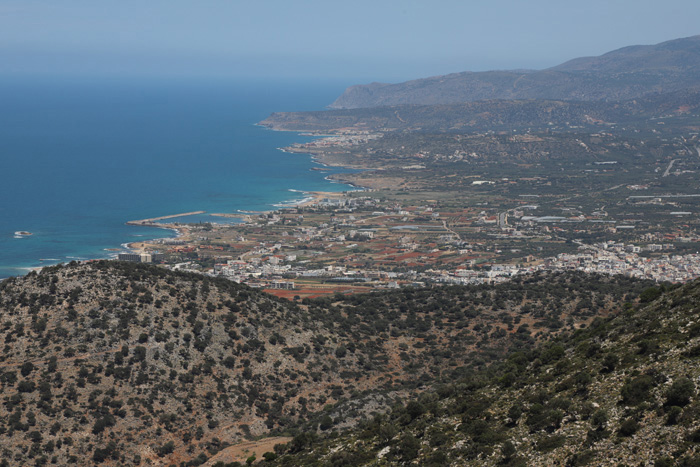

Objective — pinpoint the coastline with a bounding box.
[122,190,357,252]
[1,135,366,279]
[1,82,362,280]
[121,126,369,254]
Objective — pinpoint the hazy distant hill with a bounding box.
[330,35,700,109]
[260,88,700,133]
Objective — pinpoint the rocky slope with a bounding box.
[0,261,652,466]
[268,280,700,466]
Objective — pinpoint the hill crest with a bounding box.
[0,261,654,465]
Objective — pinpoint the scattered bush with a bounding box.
[618,418,639,437]
[666,377,695,407]
[156,441,175,457]
[666,406,683,425]
[620,375,655,406]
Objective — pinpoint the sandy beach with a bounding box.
[297,190,346,206]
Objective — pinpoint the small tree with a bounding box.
[591,409,608,430]
[394,434,420,462]
[133,346,147,362]
[156,441,175,457]
[319,414,333,431]
[618,418,639,437]
[502,440,517,462]
[666,406,682,425]
[335,345,347,359]
[666,377,695,407]
[20,362,35,377]
[405,401,425,420]
[620,375,654,406]
[47,357,58,373]
[601,354,618,373]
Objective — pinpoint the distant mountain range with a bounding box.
[330,35,700,109]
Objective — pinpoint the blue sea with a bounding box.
[0,76,355,278]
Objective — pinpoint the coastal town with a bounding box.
[122,186,700,299]
[117,93,700,299]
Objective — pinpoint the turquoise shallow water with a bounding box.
[0,76,354,278]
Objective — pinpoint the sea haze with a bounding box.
[0,76,353,278]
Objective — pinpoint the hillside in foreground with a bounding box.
[268,279,700,466]
[0,261,655,466]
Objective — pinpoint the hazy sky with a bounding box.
[2,0,699,83]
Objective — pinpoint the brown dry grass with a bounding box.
[204,437,292,465]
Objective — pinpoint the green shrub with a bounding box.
[405,401,425,420]
[20,362,35,377]
[601,354,618,373]
[335,345,347,358]
[618,418,639,437]
[426,451,449,466]
[92,441,117,463]
[502,440,516,462]
[156,440,175,457]
[620,375,654,406]
[535,434,566,452]
[640,286,662,303]
[591,409,608,430]
[666,377,695,407]
[319,414,333,431]
[393,434,420,461]
[567,450,596,466]
[654,457,674,467]
[666,406,683,425]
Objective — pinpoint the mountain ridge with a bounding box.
[330,35,700,109]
